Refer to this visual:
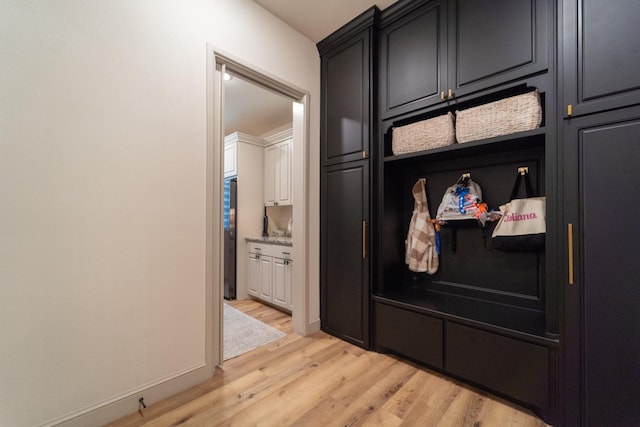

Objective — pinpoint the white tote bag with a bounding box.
[492,171,545,252]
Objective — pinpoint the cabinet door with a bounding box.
[285,260,292,310]
[321,29,372,165]
[276,140,291,205]
[379,0,447,119]
[448,0,549,99]
[259,256,272,301]
[247,254,260,297]
[224,142,237,178]
[272,258,288,309]
[563,0,640,117]
[264,145,277,206]
[320,160,369,348]
[564,108,640,426]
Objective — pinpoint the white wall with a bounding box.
[0,1,320,426]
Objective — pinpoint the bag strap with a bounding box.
[509,170,535,200]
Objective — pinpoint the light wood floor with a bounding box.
[108,299,548,427]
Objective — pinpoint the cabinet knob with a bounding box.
[440,91,445,100]
[448,89,454,99]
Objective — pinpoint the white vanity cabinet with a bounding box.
[247,242,293,311]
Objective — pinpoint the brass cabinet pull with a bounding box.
[362,221,367,258]
[567,104,573,117]
[568,223,574,285]
[448,89,454,99]
[440,91,445,100]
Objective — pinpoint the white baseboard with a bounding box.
[306,319,321,335]
[47,363,212,427]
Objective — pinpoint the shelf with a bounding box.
[384,127,546,163]
[373,286,557,344]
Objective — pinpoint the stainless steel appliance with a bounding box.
[223,178,237,299]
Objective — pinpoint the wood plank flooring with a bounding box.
[108,299,548,427]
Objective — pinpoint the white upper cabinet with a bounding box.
[264,130,292,206]
[224,141,238,178]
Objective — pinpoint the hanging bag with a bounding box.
[492,169,545,251]
[436,174,486,223]
[405,178,439,274]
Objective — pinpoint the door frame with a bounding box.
[206,45,312,367]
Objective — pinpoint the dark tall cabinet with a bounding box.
[318,8,377,348]
[561,1,640,425]
[563,108,640,426]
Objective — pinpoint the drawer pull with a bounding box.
[568,223,574,285]
[362,220,367,258]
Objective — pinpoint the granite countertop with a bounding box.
[245,236,293,247]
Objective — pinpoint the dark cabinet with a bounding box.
[320,13,374,166]
[374,302,443,368]
[448,0,549,99]
[562,0,640,118]
[379,0,551,119]
[379,0,446,118]
[320,161,369,347]
[445,323,550,410]
[563,107,640,426]
[318,8,376,348]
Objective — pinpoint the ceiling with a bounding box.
[225,1,399,138]
[253,0,398,43]
[224,75,293,137]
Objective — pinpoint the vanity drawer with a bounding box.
[247,242,292,259]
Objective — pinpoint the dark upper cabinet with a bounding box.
[320,161,370,347]
[319,10,375,166]
[449,0,549,98]
[563,107,640,426]
[379,0,550,120]
[563,0,640,118]
[379,0,447,118]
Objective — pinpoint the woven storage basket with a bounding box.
[392,112,455,155]
[455,90,542,143]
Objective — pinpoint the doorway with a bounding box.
[222,71,293,360]
[206,47,310,367]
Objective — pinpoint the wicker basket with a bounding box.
[455,90,542,143]
[392,112,455,155]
